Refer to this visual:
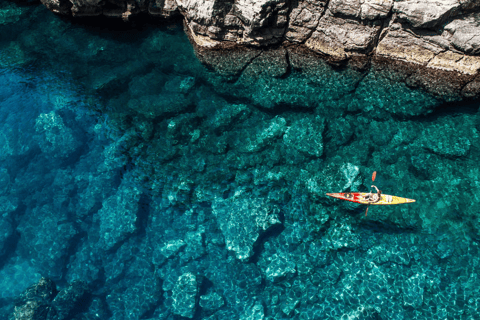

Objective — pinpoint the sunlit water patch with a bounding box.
[1,2,480,319]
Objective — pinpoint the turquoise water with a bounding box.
[1,1,480,319]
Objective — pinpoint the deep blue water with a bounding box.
[2,1,480,319]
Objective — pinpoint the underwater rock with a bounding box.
[324,221,360,250]
[164,76,196,94]
[104,245,162,319]
[0,2,24,26]
[280,283,305,316]
[12,278,91,320]
[14,277,57,307]
[0,215,13,256]
[13,277,57,320]
[325,117,354,146]
[199,292,224,312]
[305,162,361,199]
[265,253,296,282]
[242,47,289,78]
[212,190,281,261]
[193,43,261,77]
[240,301,264,320]
[0,169,15,250]
[181,229,206,262]
[127,93,192,119]
[160,239,186,259]
[171,272,200,318]
[46,281,89,320]
[64,239,103,285]
[283,116,324,161]
[97,173,142,251]
[77,297,109,320]
[236,116,286,153]
[403,273,426,308]
[34,111,80,159]
[16,205,77,280]
[418,121,478,157]
[205,103,251,134]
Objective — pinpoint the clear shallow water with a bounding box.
[1,2,480,319]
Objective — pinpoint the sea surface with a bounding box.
[1,1,480,319]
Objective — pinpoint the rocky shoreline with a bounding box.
[190,38,479,101]
[38,0,480,99]
[36,0,480,98]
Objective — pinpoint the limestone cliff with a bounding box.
[40,0,480,98]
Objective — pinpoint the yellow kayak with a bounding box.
[326,192,416,205]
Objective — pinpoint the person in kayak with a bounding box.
[364,185,382,203]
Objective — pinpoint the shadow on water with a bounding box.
[6,0,40,6]
[357,219,419,235]
[249,212,286,264]
[61,13,184,43]
[405,97,480,123]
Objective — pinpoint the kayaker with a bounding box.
[364,185,382,203]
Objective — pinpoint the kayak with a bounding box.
[326,192,416,205]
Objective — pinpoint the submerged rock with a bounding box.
[265,253,296,282]
[0,2,24,26]
[34,111,80,159]
[0,215,13,256]
[283,116,324,161]
[160,239,186,259]
[240,301,264,320]
[403,273,426,308]
[104,244,162,319]
[46,281,89,320]
[418,120,479,157]
[14,277,57,308]
[213,190,281,261]
[16,205,77,280]
[199,292,224,312]
[97,172,142,251]
[235,116,287,153]
[171,273,200,318]
[12,277,90,320]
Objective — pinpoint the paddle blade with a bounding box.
[365,205,369,216]
[372,171,377,182]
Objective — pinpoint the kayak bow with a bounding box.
[326,192,415,205]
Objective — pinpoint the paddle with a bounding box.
[365,171,377,216]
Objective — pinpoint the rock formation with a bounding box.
[11,277,90,320]
[39,0,480,98]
